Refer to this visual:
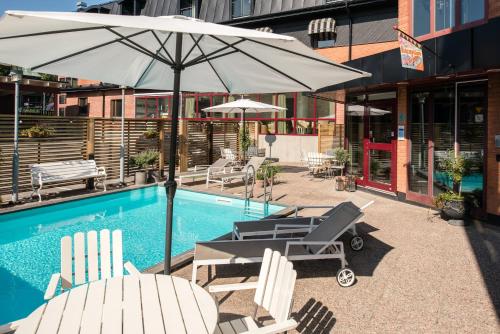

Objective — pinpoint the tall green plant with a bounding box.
[439,150,471,196]
[130,149,159,171]
[333,147,350,176]
[239,126,251,153]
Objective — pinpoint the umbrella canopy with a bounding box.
[202,99,286,114]
[0,11,370,275]
[0,11,370,93]
[347,105,391,116]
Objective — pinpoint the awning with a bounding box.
[308,18,336,38]
[255,26,273,33]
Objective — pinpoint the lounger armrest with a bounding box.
[241,319,298,334]
[293,205,336,217]
[0,319,23,334]
[124,261,141,275]
[44,273,61,300]
[285,240,341,256]
[208,281,259,293]
[194,165,210,171]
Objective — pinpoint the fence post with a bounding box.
[207,122,213,164]
[317,123,322,153]
[158,120,165,177]
[179,119,188,172]
[86,118,95,189]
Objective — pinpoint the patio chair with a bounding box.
[232,201,373,247]
[192,201,364,287]
[207,156,266,190]
[44,229,140,300]
[306,152,327,176]
[220,147,239,165]
[210,249,298,334]
[176,158,230,186]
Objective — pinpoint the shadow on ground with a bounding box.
[465,221,500,320]
[293,298,336,333]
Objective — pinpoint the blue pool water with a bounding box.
[0,187,283,323]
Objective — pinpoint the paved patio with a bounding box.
[176,164,500,333]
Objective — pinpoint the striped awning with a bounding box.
[308,18,336,37]
[255,26,273,33]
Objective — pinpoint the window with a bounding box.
[180,0,195,17]
[78,97,88,116]
[312,36,336,49]
[413,0,431,37]
[461,0,485,24]
[232,0,252,19]
[58,94,67,104]
[111,99,122,117]
[58,107,65,116]
[435,0,454,31]
[413,0,486,38]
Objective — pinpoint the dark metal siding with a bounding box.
[141,0,178,16]
[199,0,229,23]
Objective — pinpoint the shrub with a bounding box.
[256,163,281,180]
[438,150,471,195]
[434,191,464,209]
[130,150,159,171]
[143,128,159,139]
[20,125,55,138]
[333,147,350,176]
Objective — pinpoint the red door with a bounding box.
[363,140,397,192]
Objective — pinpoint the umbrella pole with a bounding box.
[164,32,183,275]
[242,108,246,162]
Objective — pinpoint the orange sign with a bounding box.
[399,33,424,71]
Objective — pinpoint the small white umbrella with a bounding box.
[203,98,286,160]
[347,104,391,116]
[0,11,370,274]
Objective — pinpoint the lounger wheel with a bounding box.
[336,268,355,287]
[350,236,364,251]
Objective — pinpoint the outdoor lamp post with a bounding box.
[9,69,22,203]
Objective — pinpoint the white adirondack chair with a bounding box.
[44,229,140,300]
[209,249,298,334]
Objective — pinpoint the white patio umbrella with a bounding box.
[203,98,285,160]
[347,104,391,116]
[0,11,370,274]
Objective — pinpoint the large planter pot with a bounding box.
[135,171,147,185]
[335,176,346,191]
[441,199,467,226]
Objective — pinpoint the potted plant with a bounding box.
[333,147,350,191]
[130,149,160,185]
[240,126,251,154]
[20,125,55,138]
[143,128,159,139]
[256,164,281,188]
[434,151,471,225]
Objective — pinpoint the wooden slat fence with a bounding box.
[0,116,240,196]
[318,123,345,153]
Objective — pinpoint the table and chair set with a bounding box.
[2,228,299,334]
[303,152,345,179]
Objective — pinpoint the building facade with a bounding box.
[62,0,500,220]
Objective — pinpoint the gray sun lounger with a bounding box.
[176,158,230,186]
[232,201,374,240]
[207,156,266,190]
[193,201,365,287]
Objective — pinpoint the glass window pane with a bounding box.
[197,95,211,118]
[435,0,455,31]
[183,96,195,118]
[259,120,275,134]
[276,120,294,134]
[136,99,146,118]
[158,97,170,118]
[276,93,294,118]
[296,93,314,118]
[413,0,431,37]
[111,99,122,117]
[317,39,335,48]
[296,120,314,135]
[316,98,335,119]
[146,98,157,118]
[461,0,484,24]
[409,93,430,194]
[346,109,364,177]
[211,95,226,118]
[432,88,455,196]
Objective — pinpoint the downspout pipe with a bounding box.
[345,0,353,61]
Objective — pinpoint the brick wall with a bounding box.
[315,41,399,63]
[487,73,500,216]
[489,0,500,19]
[60,90,135,118]
[398,0,410,33]
[396,85,409,194]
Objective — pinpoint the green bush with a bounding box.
[256,163,281,180]
[333,147,350,176]
[143,128,159,139]
[239,126,251,153]
[439,150,471,195]
[130,149,159,171]
[434,191,464,209]
[20,125,55,138]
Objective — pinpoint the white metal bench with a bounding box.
[31,159,106,202]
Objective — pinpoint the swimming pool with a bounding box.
[0,186,283,323]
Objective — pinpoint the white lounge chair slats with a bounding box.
[207,157,266,190]
[44,229,139,301]
[193,202,365,287]
[177,158,230,186]
[211,249,298,334]
[30,159,106,202]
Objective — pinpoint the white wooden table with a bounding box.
[16,274,218,334]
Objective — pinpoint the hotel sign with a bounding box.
[399,32,424,72]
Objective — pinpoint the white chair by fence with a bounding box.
[44,229,140,300]
[209,249,298,334]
